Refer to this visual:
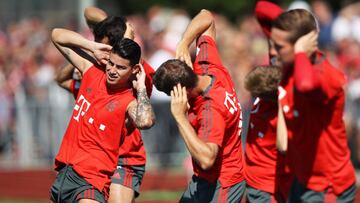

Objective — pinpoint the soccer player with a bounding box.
[244,65,292,203]
[271,9,356,202]
[153,9,245,202]
[55,9,154,203]
[241,2,293,203]
[50,28,155,202]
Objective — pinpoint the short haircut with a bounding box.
[272,9,317,43]
[153,59,198,95]
[245,65,281,100]
[93,16,127,45]
[112,38,141,67]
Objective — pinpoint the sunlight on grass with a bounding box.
[138,190,183,201]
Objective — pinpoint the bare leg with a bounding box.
[108,183,135,203]
[78,199,100,203]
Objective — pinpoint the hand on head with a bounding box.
[170,83,190,120]
[294,30,319,57]
[93,42,112,64]
[132,63,146,91]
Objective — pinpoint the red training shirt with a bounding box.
[245,98,293,198]
[189,35,244,188]
[55,65,135,194]
[69,60,154,167]
[279,52,355,195]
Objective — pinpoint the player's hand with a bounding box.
[294,30,318,57]
[124,22,135,40]
[176,41,193,69]
[93,42,112,64]
[171,83,190,121]
[132,63,146,91]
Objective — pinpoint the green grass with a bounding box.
[0,191,182,202]
[138,190,183,201]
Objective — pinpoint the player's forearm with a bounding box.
[134,88,155,129]
[276,102,288,153]
[175,116,217,170]
[55,63,75,91]
[56,63,75,84]
[51,28,95,53]
[180,9,214,47]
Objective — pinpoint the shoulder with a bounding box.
[317,58,346,87]
[82,64,104,79]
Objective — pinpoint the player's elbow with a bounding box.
[198,156,216,170]
[84,7,94,19]
[136,117,155,130]
[199,9,215,24]
[55,76,63,86]
[51,28,62,44]
[295,80,317,92]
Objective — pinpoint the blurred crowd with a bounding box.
[1,0,360,169]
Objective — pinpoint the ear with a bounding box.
[132,64,140,74]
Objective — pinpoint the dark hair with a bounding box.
[245,65,282,100]
[273,9,317,43]
[153,59,198,95]
[93,16,127,45]
[112,38,141,67]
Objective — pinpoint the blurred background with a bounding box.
[0,0,360,202]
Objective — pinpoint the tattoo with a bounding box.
[129,88,155,129]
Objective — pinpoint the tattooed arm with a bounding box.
[127,64,155,129]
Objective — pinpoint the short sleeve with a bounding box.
[197,104,226,147]
[193,35,223,75]
[141,59,155,97]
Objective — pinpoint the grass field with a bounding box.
[0,190,183,203]
[0,169,359,203]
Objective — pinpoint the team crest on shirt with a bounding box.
[106,101,118,112]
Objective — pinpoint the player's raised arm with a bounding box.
[51,28,112,74]
[176,9,215,68]
[84,6,108,30]
[293,31,320,92]
[255,1,283,38]
[127,63,155,129]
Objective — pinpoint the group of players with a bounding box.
[49,1,356,203]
